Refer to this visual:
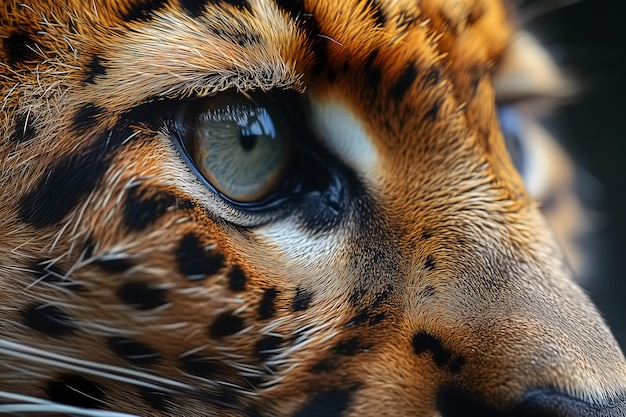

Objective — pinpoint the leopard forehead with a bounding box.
[1,0,625,416]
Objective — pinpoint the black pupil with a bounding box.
[239,133,257,151]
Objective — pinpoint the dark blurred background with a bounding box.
[522,0,626,347]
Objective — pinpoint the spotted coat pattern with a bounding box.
[0,0,625,416]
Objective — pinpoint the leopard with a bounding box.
[0,0,625,416]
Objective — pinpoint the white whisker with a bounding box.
[0,391,137,417]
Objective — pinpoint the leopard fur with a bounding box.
[0,0,625,416]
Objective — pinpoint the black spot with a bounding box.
[448,355,465,374]
[412,332,463,372]
[364,49,382,89]
[46,375,106,409]
[180,354,220,378]
[72,103,103,133]
[216,0,252,11]
[124,187,177,231]
[22,304,76,336]
[179,0,209,17]
[181,0,251,17]
[209,26,260,46]
[294,389,356,417]
[19,125,135,228]
[2,30,37,64]
[93,257,133,273]
[349,309,370,326]
[11,113,36,143]
[311,358,337,373]
[424,255,436,270]
[108,337,160,365]
[117,282,168,310]
[390,63,418,103]
[422,100,441,122]
[421,229,432,240]
[85,55,107,84]
[292,287,312,311]
[364,0,385,26]
[32,261,84,292]
[141,389,173,412]
[123,0,169,21]
[258,288,278,319]
[209,312,245,337]
[274,0,304,20]
[228,265,247,292]
[176,233,225,281]
[347,286,391,326]
[333,338,369,356]
[255,335,282,361]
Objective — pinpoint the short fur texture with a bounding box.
[0,0,625,416]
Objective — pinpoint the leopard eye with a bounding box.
[180,93,290,203]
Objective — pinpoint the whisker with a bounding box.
[0,391,137,417]
[0,338,250,413]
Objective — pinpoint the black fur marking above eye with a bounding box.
[180,354,220,378]
[258,288,279,319]
[22,304,77,336]
[292,287,312,311]
[294,389,356,417]
[85,55,107,84]
[46,375,106,409]
[412,331,464,373]
[177,233,225,281]
[2,30,37,65]
[11,113,36,143]
[19,125,136,228]
[255,335,282,361]
[228,265,247,292]
[32,261,85,292]
[117,282,168,310]
[424,254,436,270]
[209,312,245,337]
[72,103,104,133]
[390,63,418,103]
[122,0,169,21]
[108,337,161,365]
[124,187,177,231]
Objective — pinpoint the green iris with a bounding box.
[184,93,290,203]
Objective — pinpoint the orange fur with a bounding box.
[0,0,624,415]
